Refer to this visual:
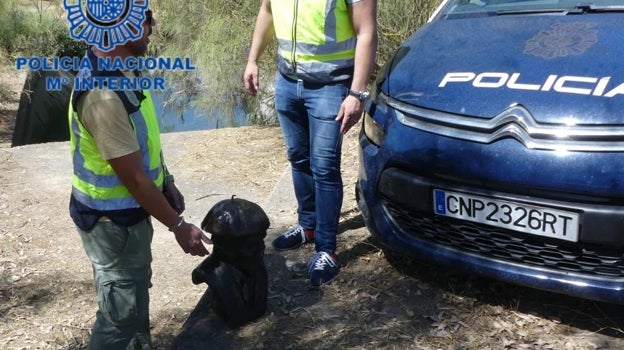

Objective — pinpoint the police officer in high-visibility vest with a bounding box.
[68,9,210,349]
[244,0,378,286]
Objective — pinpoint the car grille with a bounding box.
[381,93,624,152]
[383,197,624,278]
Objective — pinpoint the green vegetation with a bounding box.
[0,0,85,60]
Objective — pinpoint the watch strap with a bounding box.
[348,89,369,101]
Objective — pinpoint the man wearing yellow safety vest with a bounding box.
[68,9,210,349]
[244,0,378,286]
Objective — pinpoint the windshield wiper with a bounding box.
[497,4,624,16]
[576,4,624,12]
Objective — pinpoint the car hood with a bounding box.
[382,14,624,124]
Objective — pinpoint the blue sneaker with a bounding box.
[272,225,314,251]
[308,251,339,286]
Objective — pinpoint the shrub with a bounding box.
[0,1,86,58]
[0,7,36,54]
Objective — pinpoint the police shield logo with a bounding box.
[63,0,149,52]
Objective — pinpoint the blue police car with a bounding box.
[357,0,624,304]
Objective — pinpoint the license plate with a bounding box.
[433,189,579,242]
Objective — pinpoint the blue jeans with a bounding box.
[274,73,349,254]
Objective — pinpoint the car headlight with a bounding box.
[363,108,385,146]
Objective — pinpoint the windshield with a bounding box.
[435,0,624,19]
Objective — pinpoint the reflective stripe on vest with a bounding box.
[272,0,356,82]
[69,90,163,210]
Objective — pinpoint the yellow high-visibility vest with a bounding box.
[272,0,357,83]
[68,90,164,210]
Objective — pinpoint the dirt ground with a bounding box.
[2,65,624,350]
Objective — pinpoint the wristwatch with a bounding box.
[169,216,185,233]
[348,89,370,101]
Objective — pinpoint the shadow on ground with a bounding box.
[158,214,624,349]
[383,249,624,339]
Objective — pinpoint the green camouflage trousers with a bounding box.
[77,218,154,350]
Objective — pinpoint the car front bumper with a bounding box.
[357,132,624,305]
